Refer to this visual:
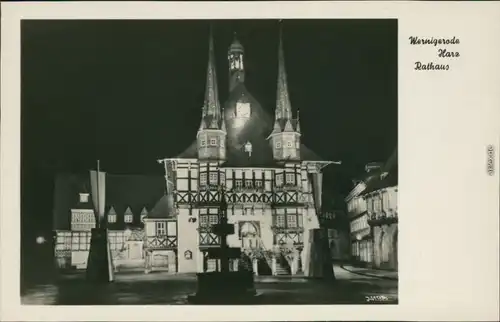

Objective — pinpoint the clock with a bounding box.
[236,102,251,118]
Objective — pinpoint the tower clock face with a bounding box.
[236,102,251,118]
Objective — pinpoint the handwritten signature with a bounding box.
[365,295,391,303]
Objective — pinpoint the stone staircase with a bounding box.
[257,239,291,276]
[274,254,291,275]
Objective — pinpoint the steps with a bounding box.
[275,255,291,275]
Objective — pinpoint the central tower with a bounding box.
[228,33,245,92]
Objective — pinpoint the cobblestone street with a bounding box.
[21,265,398,305]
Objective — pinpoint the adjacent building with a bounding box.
[53,174,166,271]
[52,25,338,276]
[346,149,398,270]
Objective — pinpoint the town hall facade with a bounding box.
[53,26,336,276]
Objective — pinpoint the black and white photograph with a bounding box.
[20,18,398,305]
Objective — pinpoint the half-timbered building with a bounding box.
[52,173,165,271]
[156,26,337,276]
[52,25,337,276]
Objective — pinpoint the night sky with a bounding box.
[21,19,397,251]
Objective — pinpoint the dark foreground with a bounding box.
[21,265,398,305]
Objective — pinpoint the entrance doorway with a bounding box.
[240,221,260,250]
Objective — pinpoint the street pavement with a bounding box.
[21,265,398,305]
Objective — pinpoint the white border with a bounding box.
[2,2,500,321]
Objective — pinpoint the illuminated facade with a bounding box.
[346,150,398,270]
[52,26,335,276]
[156,27,335,275]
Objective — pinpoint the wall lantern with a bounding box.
[184,250,193,260]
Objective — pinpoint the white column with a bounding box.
[197,250,204,273]
[291,253,298,275]
[253,259,259,275]
[271,256,277,276]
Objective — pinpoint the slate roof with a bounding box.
[177,83,325,166]
[53,173,166,230]
[361,148,398,196]
[53,173,94,231]
[146,194,176,220]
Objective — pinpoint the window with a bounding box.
[287,141,293,148]
[236,102,251,118]
[285,173,295,185]
[235,180,243,188]
[124,214,133,223]
[200,215,209,226]
[209,215,219,225]
[245,180,253,188]
[220,172,226,185]
[275,174,283,186]
[210,138,217,146]
[276,215,285,227]
[276,142,282,149]
[156,222,166,235]
[108,214,117,223]
[209,172,218,185]
[200,173,207,186]
[255,180,262,188]
[72,234,80,250]
[79,193,89,203]
[287,215,297,228]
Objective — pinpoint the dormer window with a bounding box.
[244,142,253,157]
[79,193,89,203]
[124,214,133,223]
[107,207,117,223]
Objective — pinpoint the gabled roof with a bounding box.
[361,148,398,196]
[146,194,176,219]
[53,173,165,230]
[53,173,94,230]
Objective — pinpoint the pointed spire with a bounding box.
[275,21,293,125]
[296,109,301,133]
[220,107,227,133]
[271,119,282,135]
[284,119,294,132]
[200,24,222,131]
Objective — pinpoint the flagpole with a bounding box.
[96,159,101,229]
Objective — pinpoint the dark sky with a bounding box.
[21,19,397,242]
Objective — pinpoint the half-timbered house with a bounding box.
[52,25,338,276]
[156,26,337,276]
[52,173,165,270]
